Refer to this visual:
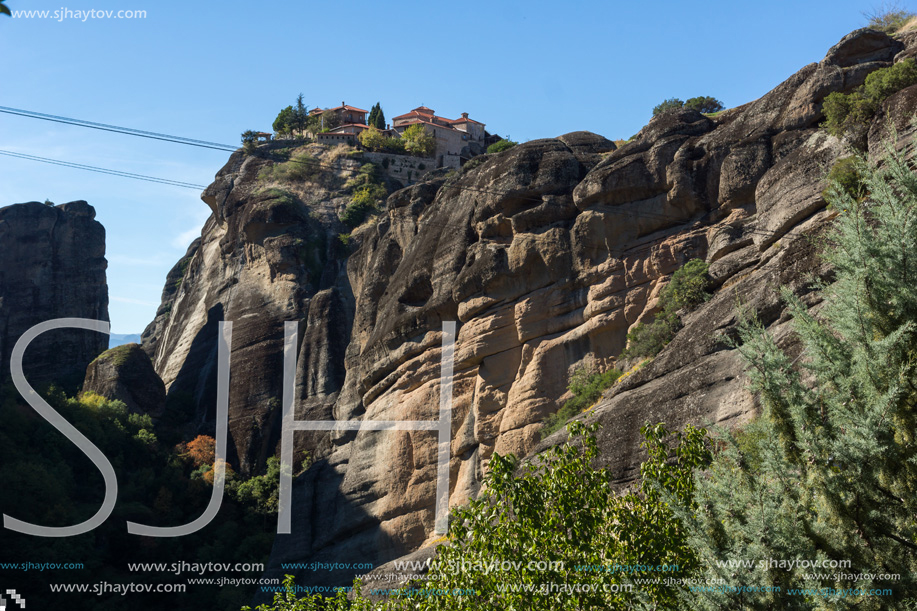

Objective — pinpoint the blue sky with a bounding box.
[0,0,899,333]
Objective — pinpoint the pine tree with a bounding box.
[292,93,308,137]
[679,147,917,609]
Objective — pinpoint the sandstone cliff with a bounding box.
[0,200,109,391]
[142,28,917,587]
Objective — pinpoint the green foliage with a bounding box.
[231,457,280,515]
[680,145,917,609]
[654,97,723,116]
[665,259,711,310]
[382,137,406,154]
[864,3,915,32]
[0,384,278,610]
[823,58,917,138]
[248,421,711,611]
[822,156,865,203]
[368,102,386,129]
[541,365,622,438]
[273,105,295,138]
[683,96,724,114]
[652,97,685,116]
[0,1,10,17]
[622,259,711,359]
[486,139,518,154]
[359,125,386,151]
[340,183,386,227]
[401,123,436,157]
[241,129,258,154]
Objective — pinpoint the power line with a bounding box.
[0,106,238,152]
[0,150,208,190]
[0,104,817,251]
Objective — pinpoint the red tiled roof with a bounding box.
[327,104,369,114]
[412,105,435,114]
[450,116,484,125]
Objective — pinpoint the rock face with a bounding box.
[0,200,109,391]
[82,343,166,418]
[143,29,915,588]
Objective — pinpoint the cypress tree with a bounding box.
[679,147,917,609]
[371,103,385,129]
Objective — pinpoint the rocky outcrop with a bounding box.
[144,28,915,589]
[0,200,108,391]
[82,343,166,417]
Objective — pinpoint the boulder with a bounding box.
[83,343,166,418]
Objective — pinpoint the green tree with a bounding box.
[359,125,386,151]
[241,129,258,154]
[652,97,685,116]
[679,145,917,610]
[401,123,436,157]
[0,0,10,17]
[367,102,386,129]
[273,105,295,138]
[683,96,724,114]
[319,109,341,132]
[292,93,308,137]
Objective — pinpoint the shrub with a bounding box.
[621,259,711,359]
[541,366,622,438]
[684,96,725,114]
[340,183,386,228]
[822,156,865,203]
[652,97,685,116]
[822,58,917,139]
[486,139,518,154]
[358,125,386,151]
[382,137,406,154]
[665,258,711,310]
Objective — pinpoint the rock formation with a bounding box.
[82,343,166,418]
[0,200,109,391]
[141,28,917,588]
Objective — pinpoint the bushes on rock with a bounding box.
[541,366,622,439]
[621,259,711,359]
[822,58,917,139]
[653,97,724,116]
[684,96,725,114]
[653,98,685,116]
[486,139,518,154]
[823,156,865,203]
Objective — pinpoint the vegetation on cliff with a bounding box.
[822,58,917,141]
[243,122,917,611]
[621,259,711,359]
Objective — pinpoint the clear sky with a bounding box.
[0,0,901,333]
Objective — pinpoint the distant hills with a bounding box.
[109,333,141,348]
